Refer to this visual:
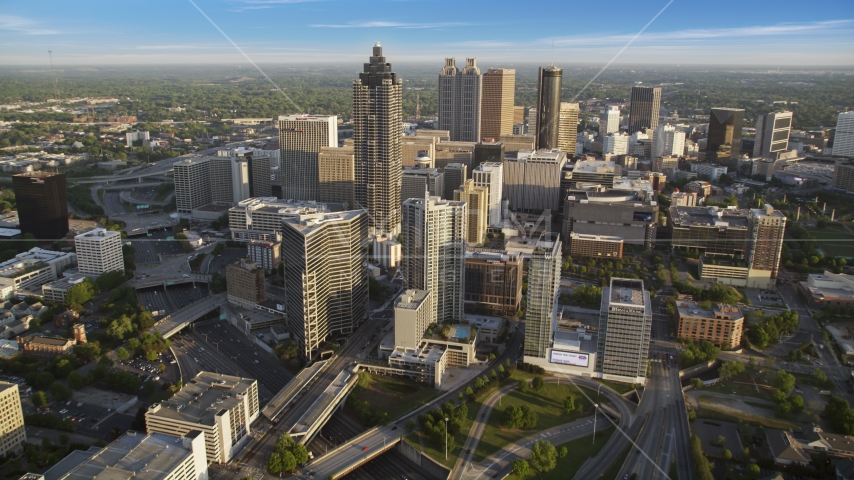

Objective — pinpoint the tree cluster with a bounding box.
[746,310,798,349]
[503,405,538,430]
[417,401,468,453]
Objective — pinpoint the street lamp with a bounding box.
[592,404,599,445]
[444,417,449,460]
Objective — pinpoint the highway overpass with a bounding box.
[261,360,328,422]
[289,369,359,445]
[154,293,226,338]
[132,274,211,289]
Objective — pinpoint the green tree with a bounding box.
[747,464,760,475]
[50,381,73,401]
[66,278,96,305]
[116,347,130,361]
[275,433,294,455]
[690,435,715,480]
[825,396,854,435]
[771,369,795,395]
[517,379,527,394]
[32,390,48,407]
[719,361,745,379]
[532,376,545,391]
[465,386,474,397]
[512,459,529,476]
[280,451,296,472]
[291,443,309,465]
[146,350,158,362]
[563,396,575,414]
[530,440,557,472]
[127,338,140,351]
[267,453,283,474]
[691,377,703,388]
[558,446,568,458]
[722,448,732,459]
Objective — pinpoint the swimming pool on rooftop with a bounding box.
[451,326,470,339]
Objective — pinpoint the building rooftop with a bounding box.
[676,300,744,321]
[465,314,502,330]
[553,329,598,353]
[573,160,618,174]
[43,273,90,291]
[389,343,446,365]
[148,371,256,425]
[515,149,566,163]
[17,334,74,347]
[13,171,65,178]
[75,228,120,240]
[465,249,521,263]
[42,432,200,480]
[281,209,363,235]
[396,289,430,310]
[606,278,648,308]
[570,232,624,242]
[669,206,749,228]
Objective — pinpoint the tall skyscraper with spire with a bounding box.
[535,65,563,150]
[438,58,482,142]
[353,43,403,235]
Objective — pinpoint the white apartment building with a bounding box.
[600,106,621,135]
[690,162,728,181]
[40,431,208,480]
[145,372,259,464]
[401,196,467,324]
[652,124,685,159]
[472,161,504,226]
[0,382,25,456]
[0,248,77,292]
[373,234,401,269]
[75,228,124,276]
[174,158,212,214]
[833,111,854,157]
[394,289,432,350]
[603,132,629,155]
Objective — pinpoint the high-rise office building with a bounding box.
[558,102,579,155]
[225,257,266,309]
[464,250,524,315]
[454,180,489,245]
[173,158,211,214]
[481,68,516,141]
[597,278,652,383]
[281,209,368,360]
[438,58,482,142]
[706,108,745,166]
[75,228,124,276]
[402,165,444,203]
[746,204,786,281]
[603,133,629,155]
[278,115,338,201]
[535,66,563,150]
[443,163,467,200]
[628,86,662,135]
[601,106,621,135]
[513,106,525,125]
[503,149,567,213]
[472,162,503,226]
[12,172,68,239]
[317,146,355,208]
[401,196,467,324]
[833,160,854,193]
[247,240,281,272]
[832,111,854,157]
[209,148,272,203]
[652,124,685,159]
[353,43,403,235]
[523,233,562,358]
[473,142,504,173]
[394,289,432,351]
[0,382,25,456]
[563,188,658,249]
[528,108,537,136]
[753,111,793,158]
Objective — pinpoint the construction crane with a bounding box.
[48,50,61,104]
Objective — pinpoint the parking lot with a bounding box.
[742,288,787,309]
[207,247,247,274]
[170,320,292,403]
[130,229,185,265]
[20,391,136,441]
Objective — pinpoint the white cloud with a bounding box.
[0,15,60,35]
[311,20,470,29]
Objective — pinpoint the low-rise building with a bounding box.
[36,431,208,480]
[16,334,75,359]
[676,299,743,347]
[145,372,260,464]
[41,274,90,303]
[0,248,77,292]
[386,343,448,389]
[373,234,401,269]
[671,190,697,207]
[800,424,854,458]
[685,180,712,197]
[246,241,281,273]
[766,429,810,466]
[464,314,502,344]
[690,162,728,181]
[798,271,854,309]
[225,258,265,309]
[569,232,624,259]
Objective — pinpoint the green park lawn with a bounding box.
[348,374,440,426]
[696,395,797,430]
[506,428,615,480]
[473,377,607,462]
[702,369,777,401]
[801,225,854,258]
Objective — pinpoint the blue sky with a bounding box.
[1,0,852,65]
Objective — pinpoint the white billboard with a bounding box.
[550,350,590,367]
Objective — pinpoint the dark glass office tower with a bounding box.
[353,42,403,235]
[628,86,662,134]
[472,142,504,174]
[535,66,563,150]
[12,172,68,239]
[707,107,745,166]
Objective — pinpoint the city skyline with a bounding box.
[1,1,853,65]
